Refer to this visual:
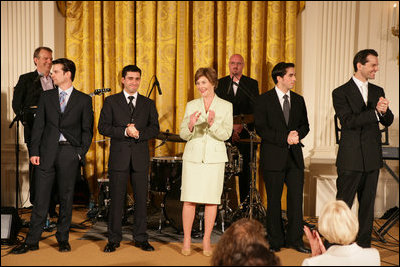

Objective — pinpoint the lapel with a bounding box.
[132,93,144,119]
[348,78,366,107]
[271,89,287,127]
[62,88,77,116]
[52,89,61,113]
[288,92,296,127]
[117,91,131,116]
[235,75,246,99]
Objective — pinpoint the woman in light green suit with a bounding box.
[179,68,233,257]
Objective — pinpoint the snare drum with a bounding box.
[149,156,182,192]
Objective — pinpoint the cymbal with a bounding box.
[233,114,254,124]
[238,137,261,144]
[156,131,186,143]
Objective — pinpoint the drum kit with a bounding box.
[89,114,266,232]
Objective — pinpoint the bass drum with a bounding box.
[150,156,182,192]
[163,175,183,232]
[163,173,200,233]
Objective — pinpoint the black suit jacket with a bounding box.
[215,75,259,139]
[12,71,53,143]
[12,70,47,115]
[98,92,159,172]
[254,89,309,171]
[30,88,94,168]
[332,78,394,172]
[215,75,259,116]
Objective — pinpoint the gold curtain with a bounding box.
[61,1,305,209]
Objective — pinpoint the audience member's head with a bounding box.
[230,242,281,266]
[211,218,280,266]
[318,200,359,245]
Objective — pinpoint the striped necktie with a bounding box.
[60,91,67,112]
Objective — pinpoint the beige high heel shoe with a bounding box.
[203,249,213,257]
[181,248,191,256]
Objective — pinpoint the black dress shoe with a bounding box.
[290,245,311,254]
[134,241,154,251]
[11,243,39,254]
[58,241,71,252]
[104,242,120,253]
[269,246,281,253]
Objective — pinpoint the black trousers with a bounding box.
[26,144,79,244]
[263,152,304,249]
[336,169,380,248]
[108,167,149,243]
[29,162,58,213]
[25,116,58,211]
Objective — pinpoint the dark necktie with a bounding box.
[128,96,135,117]
[283,94,290,125]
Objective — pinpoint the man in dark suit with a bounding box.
[332,49,393,248]
[98,65,159,253]
[11,58,94,254]
[12,47,58,216]
[215,54,259,206]
[254,62,310,254]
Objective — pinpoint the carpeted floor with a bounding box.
[1,205,399,266]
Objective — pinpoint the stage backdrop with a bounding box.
[60,1,305,208]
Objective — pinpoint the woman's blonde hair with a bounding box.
[318,200,358,245]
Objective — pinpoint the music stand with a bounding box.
[8,113,24,231]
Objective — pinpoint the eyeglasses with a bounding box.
[229,62,243,66]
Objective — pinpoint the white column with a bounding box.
[1,1,60,207]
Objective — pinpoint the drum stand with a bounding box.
[231,124,266,222]
[218,171,236,232]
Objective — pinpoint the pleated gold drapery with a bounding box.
[60,1,305,208]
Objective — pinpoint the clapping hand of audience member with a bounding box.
[304,225,326,257]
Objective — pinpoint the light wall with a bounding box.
[298,1,399,216]
[1,1,398,217]
[1,1,64,207]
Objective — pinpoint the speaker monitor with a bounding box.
[1,207,22,245]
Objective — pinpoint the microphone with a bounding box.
[155,76,162,95]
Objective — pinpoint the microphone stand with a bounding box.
[147,79,157,98]
[9,112,25,226]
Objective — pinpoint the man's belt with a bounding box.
[58,141,71,146]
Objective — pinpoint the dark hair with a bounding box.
[271,62,295,84]
[122,65,142,78]
[353,49,378,72]
[52,58,76,82]
[231,243,281,266]
[33,47,53,65]
[211,218,270,266]
[194,67,218,88]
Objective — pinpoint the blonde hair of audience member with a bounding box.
[211,218,280,266]
[318,200,358,245]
